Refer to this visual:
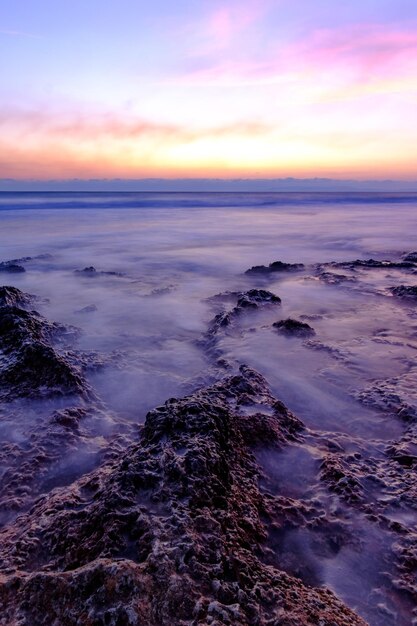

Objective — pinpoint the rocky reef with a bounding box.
[245,261,304,276]
[0,287,89,401]
[272,318,316,338]
[0,365,365,626]
[391,285,417,301]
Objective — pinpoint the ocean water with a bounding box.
[1,192,417,625]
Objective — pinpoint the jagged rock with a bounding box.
[0,299,89,401]
[0,366,365,626]
[206,289,281,342]
[332,258,414,270]
[75,266,97,274]
[273,318,316,337]
[75,266,124,277]
[75,304,98,314]
[0,286,35,308]
[0,263,25,273]
[245,261,304,276]
[403,252,417,262]
[316,270,355,285]
[391,285,417,301]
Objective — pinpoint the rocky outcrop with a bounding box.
[273,318,316,338]
[75,266,124,277]
[0,286,35,308]
[0,289,89,401]
[245,261,304,276]
[0,263,25,273]
[403,252,417,262]
[332,258,415,270]
[0,366,365,626]
[391,285,417,301]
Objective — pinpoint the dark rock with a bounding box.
[75,267,124,277]
[333,258,414,270]
[316,271,355,285]
[245,260,304,276]
[0,263,25,273]
[0,286,35,308]
[391,285,417,301]
[76,304,98,314]
[75,266,97,275]
[0,366,365,625]
[237,288,281,307]
[206,289,281,348]
[403,252,417,262]
[273,318,316,337]
[0,298,90,401]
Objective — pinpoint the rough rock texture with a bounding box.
[0,263,25,273]
[207,289,281,334]
[0,366,365,626]
[273,318,316,338]
[0,286,35,308]
[403,252,417,263]
[391,285,417,301]
[315,270,355,285]
[245,261,304,276]
[75,266,124,277]
[0,290,89,401]
[332,258,415,270]
[202,290,281,368]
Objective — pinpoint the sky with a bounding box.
[1,0,417,183]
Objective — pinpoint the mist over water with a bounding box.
[1,192,417,625]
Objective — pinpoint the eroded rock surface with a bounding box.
[391,285,417,301]
[0,288,89,401]
[0,366,365,626]
[245,261,304,276]
[273,318,316,338]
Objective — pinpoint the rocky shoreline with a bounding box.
[0,248,417,625]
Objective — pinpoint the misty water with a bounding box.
[1,192,417,625]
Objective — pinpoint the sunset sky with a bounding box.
[1,0,417,181]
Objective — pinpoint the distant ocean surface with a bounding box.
[1,190,417,211]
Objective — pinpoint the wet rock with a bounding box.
[403,252,417,263]
[0,286,35,308]
[316,270,355,285]
[332,258,415,270]
[245,260,304,276]
[273,318,316,338]
[75,304,98,314]
[0,298,89,401]
[75,265,97,275]
[357,370,417,422]
[205,290,281,356]
[0,366,365,625]
[0,262,25,273]
[391,285,417,301]
[75,266,124,277]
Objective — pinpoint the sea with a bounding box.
[1,191,416,625]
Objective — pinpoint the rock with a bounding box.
[391,285,417,301]
[0,285,35,308]
[75,266,97,275]
[0,296,90,401]
[403,252,417,262]
[333,259,415,270]
[0,263,25,273]
[76,304,98,314]
[206,289,281,344]
[0,366,365,625]
[245,261,304,276]
[273,318,316,337]
[75,267,124,277]
[316,271,355,285]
